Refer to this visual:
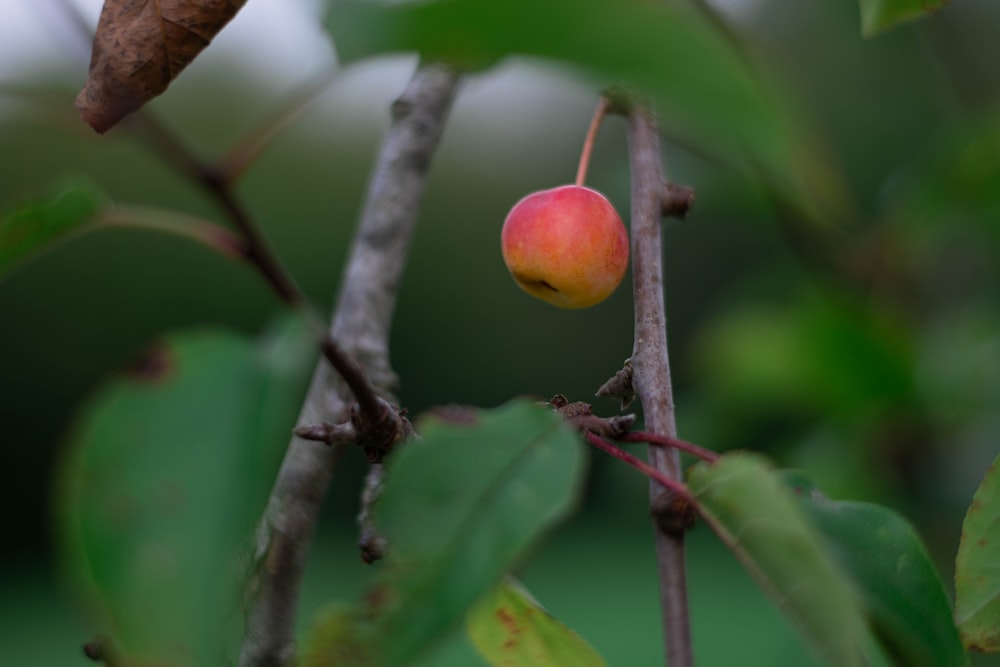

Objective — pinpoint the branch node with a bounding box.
[601,85,642,116]
[293,420,357,445]
[390,96,411,122]
[596,358,635,409]
[661,182,695,219]
[351,398,412,463]
[651,490,697,536]
[548,394,636,439]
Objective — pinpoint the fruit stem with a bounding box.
[575,96,610,187]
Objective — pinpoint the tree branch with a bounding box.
[129,111,393,429]
[238,62,460,667]
[216,65,341,183]
[618,100,694,666]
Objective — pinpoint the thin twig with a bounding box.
[620,431,719,463]
[292,420,357,446]
[358,462,388,564]
[584,432,692,501]
[127,113,304,306]
[99,205,247,259]
[127,112,389,422]
[216,65,341,183]
[617,97,694,666]
[238,62,460,667]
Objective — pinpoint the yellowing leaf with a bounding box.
[955,454,1000,652]
[468,578,607,667]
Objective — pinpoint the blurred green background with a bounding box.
[2,0,1000,664]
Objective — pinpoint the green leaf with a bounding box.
[955,454,1000,652]
[688,452,870,667]
[859,0,953,37]
[325,0,822,222]
[58,318,314,666]
[467,578,607,667]
[304,400,585,666]
[782,471,968,667]
[0,184,246,281]
[0,181,106,279]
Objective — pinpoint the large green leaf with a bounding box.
[325,0,820,220]
[688,452,870,667]
[955,454,1000,652]
[58,318,314,666]
[858,0,953,38]
[304,400,585,666]
[467,578,607,667]
[0,182,105,279]
[782,471,967,666]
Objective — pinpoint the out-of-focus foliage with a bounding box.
[0,180,104,277]
[2,0,1000,664]
[783,471,968,667]
[58,318,314,665]
[0,182,244,280]
[301,401,585,666]
[955,455,1000,652]
[689,452,871,667]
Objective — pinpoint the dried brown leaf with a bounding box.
[75,0,247,133]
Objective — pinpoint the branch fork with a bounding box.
[549,392,701,534]
[294,398,412,463]
[238,62,460,667]
[548,393,636,438]
[661,182,695,218]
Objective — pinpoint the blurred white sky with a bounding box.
[0,0,761,87]
[0,0,763,182]
[0,0,334,85]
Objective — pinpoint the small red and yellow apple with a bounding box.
[501,184,628,309]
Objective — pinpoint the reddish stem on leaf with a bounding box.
[585,432,693,502]
[620,432,719,464]
[575,97,611,187]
